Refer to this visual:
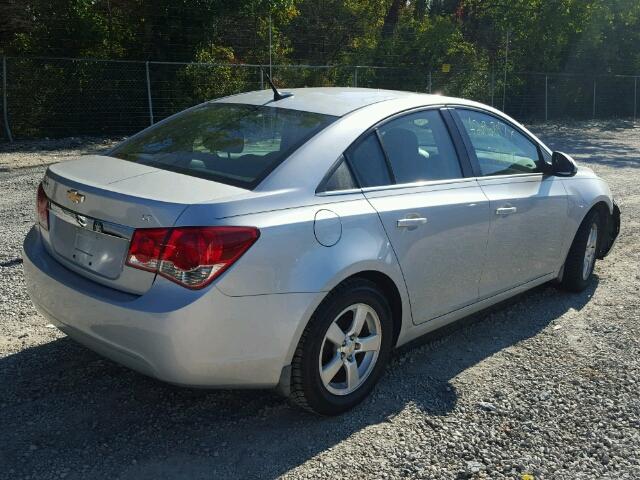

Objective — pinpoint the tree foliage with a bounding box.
[2,0,638,74]
[1,0,639,137]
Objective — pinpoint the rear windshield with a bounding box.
[110,103,338,189]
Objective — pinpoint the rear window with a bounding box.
[110,103,338,189]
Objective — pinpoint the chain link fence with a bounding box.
[1,56,638,140]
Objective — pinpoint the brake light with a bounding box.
[36,183,49,230]
[126,226,259,289]
[126,228,169,272]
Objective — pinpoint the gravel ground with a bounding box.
[0,121,638,479]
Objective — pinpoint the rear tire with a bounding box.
[289,278,393,415]
[559,210,602,292]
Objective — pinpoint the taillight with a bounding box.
[36,183,49,230]
[126,228,169,272]
[126,226,259,289]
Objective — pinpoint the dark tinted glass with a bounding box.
[457,109,541,176]
[378,110,462,183]
[322,157,357,191]
[347,134,392,187]
[110,103,337,189]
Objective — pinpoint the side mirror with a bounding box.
[551,151,578,177]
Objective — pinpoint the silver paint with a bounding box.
[313,209,342,247]
[22,88,618,389]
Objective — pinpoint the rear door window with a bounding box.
[378,110,463,183]
[110,103,337,189]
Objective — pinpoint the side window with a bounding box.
[456,109,541,176]
[346,133,392,187]
[321,157,357,191]
[378,110,462,183]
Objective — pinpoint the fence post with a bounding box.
[145,61,154,126]
[502,30,509,112]
[592,79,596,119]
[544,75,548,121]
[260,68,264,90]
[428,71,432,93]
[354,67,358,88]
[634,76,637,123]
[490,68,495,107]
[2,56,13,142]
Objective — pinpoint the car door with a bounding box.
[452,108,568,298]
[345,108,492,324]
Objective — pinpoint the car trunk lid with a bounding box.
[41,155,248,294]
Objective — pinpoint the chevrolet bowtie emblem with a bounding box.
[67,189,85,204]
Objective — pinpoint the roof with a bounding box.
[215,87,446,117]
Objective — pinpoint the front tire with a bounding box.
[289,278,394,415]
[560,210,602,292]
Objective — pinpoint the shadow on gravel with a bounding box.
[0,258,23,268]
[532,123,640,169]
[0,280,598,479]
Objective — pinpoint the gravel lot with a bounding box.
[0,121,638,479]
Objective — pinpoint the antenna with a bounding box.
[261,66,293,102]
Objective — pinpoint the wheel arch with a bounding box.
[588,200,611,222]
[580,200,611,244]
[286,265,409,357]
[277,267,409,397]
[587,200,619,258]
[562,200,612,269]
[344,270,404,348]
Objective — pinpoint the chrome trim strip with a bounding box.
[359,177,476,194]
[48,201,134,240]
[315,188,363,197]
[475,172,544,181]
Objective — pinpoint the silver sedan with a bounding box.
[23,88,620,415]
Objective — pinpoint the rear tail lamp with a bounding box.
[126,226,259,289]
[36,183,49,230]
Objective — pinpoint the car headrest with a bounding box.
[382,128,419,157]
[202,128,245,154]
[279,124,301,152]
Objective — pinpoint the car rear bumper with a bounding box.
[22,226,316,388]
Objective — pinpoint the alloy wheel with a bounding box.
[318,303,382,396]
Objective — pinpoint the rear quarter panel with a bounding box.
[177,194,413,361]
[185,195,405,296]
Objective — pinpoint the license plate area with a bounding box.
[48,204,130,280]
[72,228,100,269]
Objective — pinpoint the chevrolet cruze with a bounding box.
[23,87,620,414]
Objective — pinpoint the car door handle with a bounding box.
[495,206,517,215]
[397,217,428,228]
